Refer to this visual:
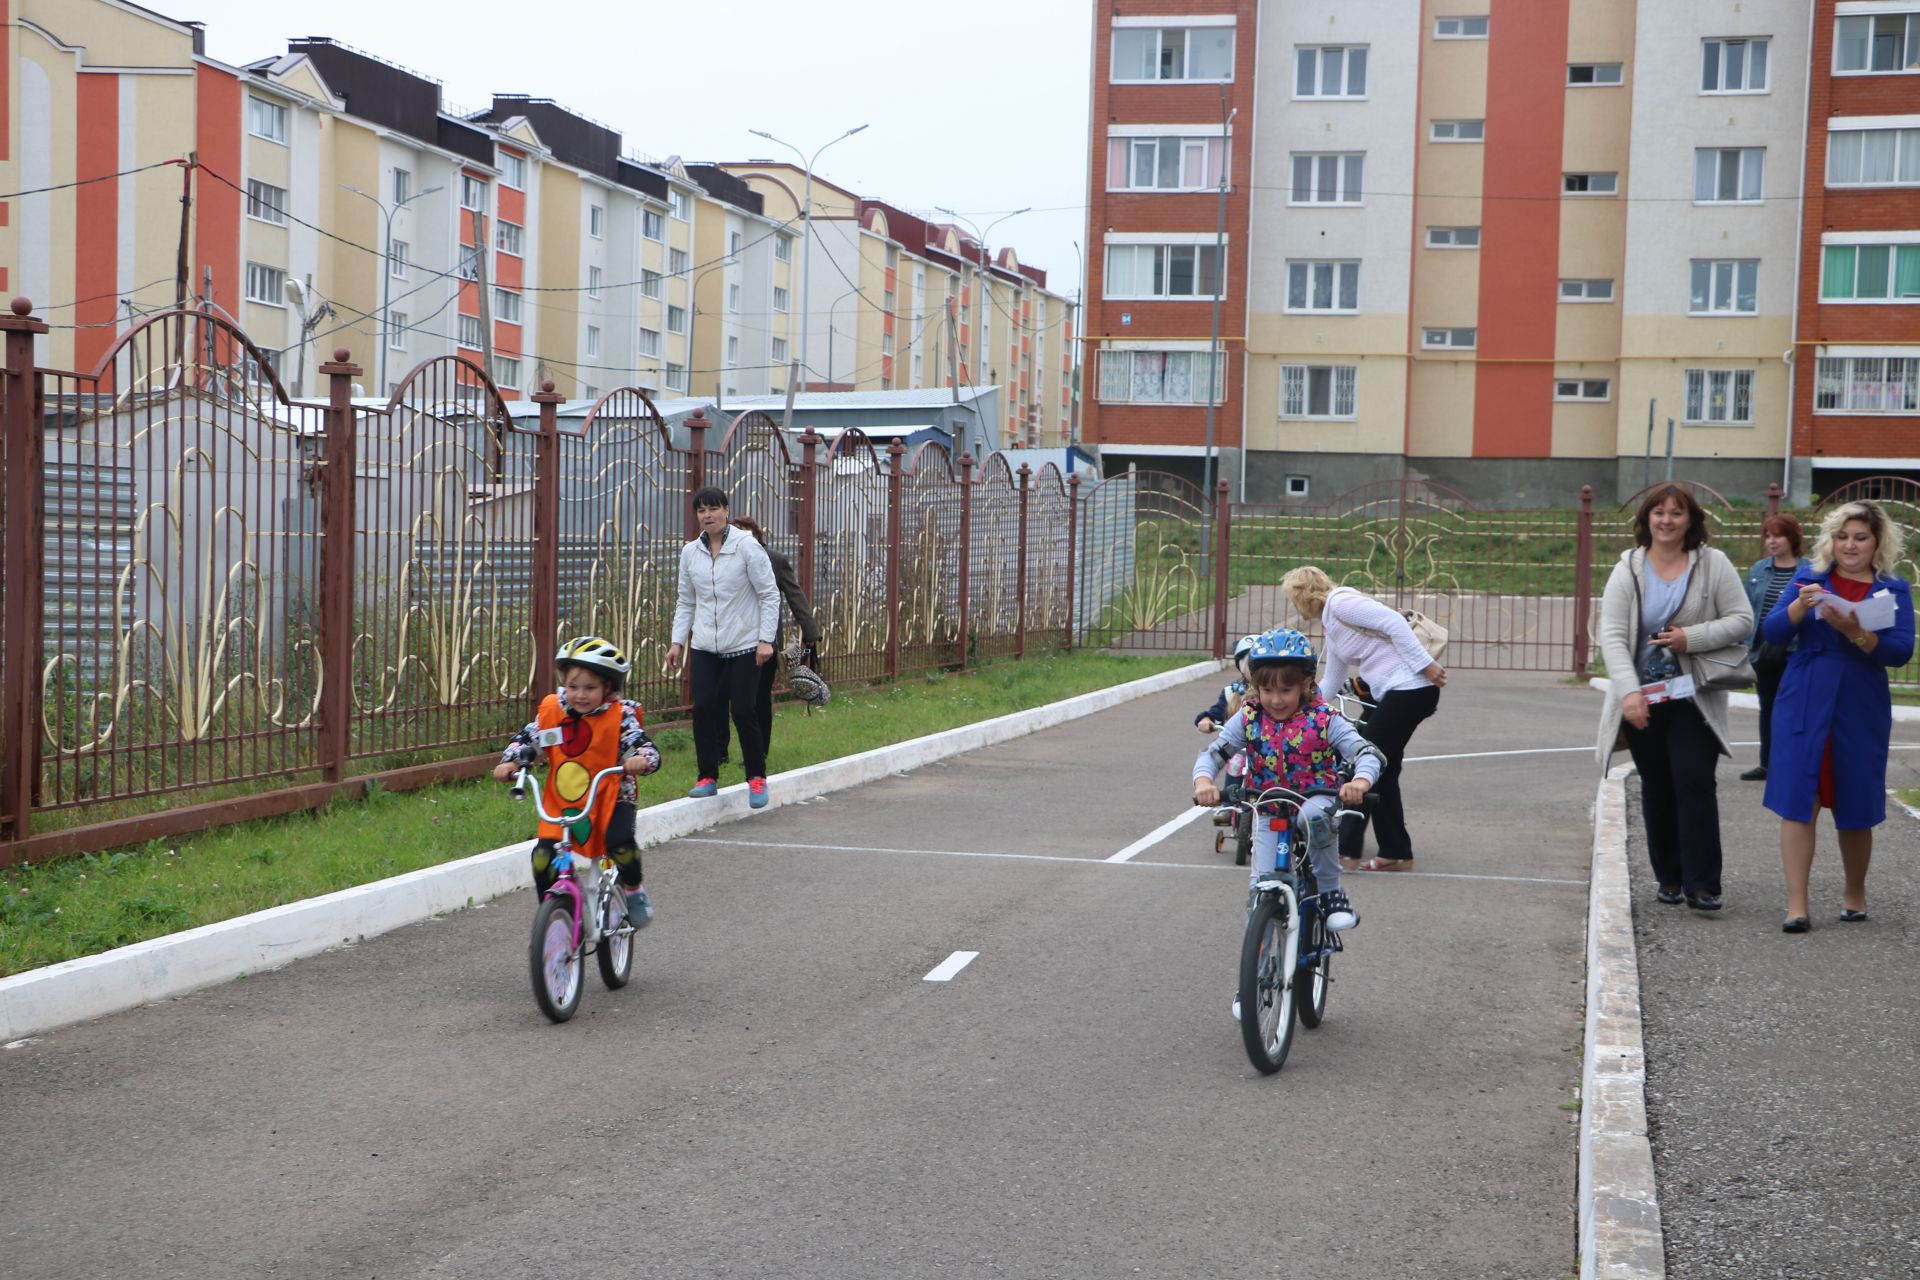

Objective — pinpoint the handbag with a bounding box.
[1644,551,1755,691]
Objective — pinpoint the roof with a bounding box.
[708,388,995,412]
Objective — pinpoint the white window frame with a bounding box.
[1427,226,1481,249]
[388,239,409,279]
[587,266,602,300]
[388,315,408,351]
[1289,152,1365,205]
[775,235,792,262]
[1820,241,1920,301]
[1284,260,1361,314]
[729,231,743,256]
[669,249,689,276]
[494,221,523,256]
[244,261,286,307]
[246,179,288,226]
[392,167,412,205]
[642,209,665,241]
[1109,21,1237,84]
[1294,45,1368,99]
[1103,242,1227,301]
[500,153,526,190]
[667,305,687,334]
[1106,133,1230,193]
[1559,278,1616,303]
[1421,326,1477,350]
[1825,125,1920,187]
[1564,171,1619,196]
[586,325,600,358]
[1833,12,1920,75]
[460,175,487,211]
[1689,259,1760,315]
[1096,348,1228,406]
[1279,364,1358,420]
[726,335,740,366]
[668,189,689,220]
[1695,147,1766,203]
[1702,37,1769,93]
[639,328,661,357]
[458,314,484,349]
[641,269,662,299]
[1683,368,1755,424]
[727,282,740,312]
[247,95,288,143]
[492,355,521,390]
[1815,355,1920,413]
[1434,15,1489,39]
[665,362,688,391]
[773,285,790,312]
[1554,378,1612,402]
[1430,119,1486,142]
[1567,63,1624,86]
[589,204,604,239]
[493,287,523,323]
[771,336,788,364]
[455,246,479,282]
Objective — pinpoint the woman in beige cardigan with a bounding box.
[1594,484,1753,911]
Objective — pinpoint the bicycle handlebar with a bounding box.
[510,760,628,827]
[1197,783,1376,821]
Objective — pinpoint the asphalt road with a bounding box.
[1,670,1602,1280]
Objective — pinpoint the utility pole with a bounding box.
[175,154,195,312]
[1201,94,1236,512]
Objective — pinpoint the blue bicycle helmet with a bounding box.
[1245,627,1317,670]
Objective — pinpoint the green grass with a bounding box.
[0,651,1196,977]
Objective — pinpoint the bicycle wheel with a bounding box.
[597,894,634,990]
[530,897,584,1023]
[1238,893,1297,1074]
[1296,908,1332,1029]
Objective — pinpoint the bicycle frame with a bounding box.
[1220,784,1363,968]
[511,760,628,953]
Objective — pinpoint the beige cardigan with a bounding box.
[1594,545,1754,769]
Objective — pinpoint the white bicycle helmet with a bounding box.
[555,635,632,686]
[1234,633,1260,662]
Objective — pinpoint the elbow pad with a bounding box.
[1353,742,1389,777]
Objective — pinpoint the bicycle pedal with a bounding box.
[1210,809,1234,827]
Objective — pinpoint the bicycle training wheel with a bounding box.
[1238,894,1297,1074]
[530,897,584,1022]
[597,895,635,990]
[1295,907,1331,1029]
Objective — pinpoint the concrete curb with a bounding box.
[0,658,1222,1042]
[1585,674,1920,721]
[1578,764,1666,1280]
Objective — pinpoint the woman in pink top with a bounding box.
[1281,565,1447,872]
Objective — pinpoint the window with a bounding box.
[1427,226,1481,248]
[1689,259,1759,314]
[1107,135,1229,191]
[667,305,686,334]
[456,246,479,281]
[726,336,740,365]
[495,221,523,256]
[1285,474,1311,497]
[583,385,598,401]
[392,167,412,204]
[1568,63,1624,86]
[388,240,409,279]
[728,283,740,312]
[772,337,788,363]
[1434,15,1489,39]
[1555,378,1612,401]
[1816,356,1920,412]
[1684,368,1754,423]
[1559,278,1616,302]
[587,266,602,299]
[1821,244,1920,301]
[585,326,600,358]
[643,209,665,240]
[1422,326,1477,349]
[494,288,522,323]
[458,314,484,348]
[668,189,689,220]
[589,205,604,239]
[460,175,487,210]
[882,333,895,357]
[389,315,408,351]
[669,249,689,275]
[1826,128,1920,186]
[1834,13,1920,73]
[639,328,661,357]
[1295,45,1368,98]
[775,234,793,262]
[1564,171,1619,195]
[1430,119,1485,142]
[246,179,287,225]
[1104,243,1224,299]
[1280,364,1358,419]
[244,261,286,306]
[773,286,789,312]
[492,355,521,389]
[1695,147,1765,202]
[1285,260,1360,313]
[1111,23,1236,82]
[247,95,288,143]
[1290,152,1365,204]
[641,269,662,299]
[1096,349,1227,404]
[1703,38,1769,92]
[665,362,687,391]
[884,289,896,312]
[729,231,743,256]
[501,153,526,189]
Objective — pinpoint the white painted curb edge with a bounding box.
[1577,765,1666,1280]
[0,658,1223,1042]
[1585,674,1920,721]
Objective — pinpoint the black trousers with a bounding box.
[754,628,784,755]
[1339,683,1441,862]
[1623,699,1724,896]
[532,801,641,900]
[1753,650,1788,769]
[691,648,767,780]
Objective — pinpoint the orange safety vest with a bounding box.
[534,694,625,858]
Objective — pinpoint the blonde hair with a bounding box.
[1810,500,1905,577]
[1280,565,1336,622]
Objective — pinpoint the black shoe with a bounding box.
[1739,765,1767,781]
[1656,886,1685,905]
[1839,908,1868,923]
[1782,916,1811,933]
[1686,893,1723,912]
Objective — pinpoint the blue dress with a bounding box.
[1761,571,1915,828]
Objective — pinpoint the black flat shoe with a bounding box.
[1739,765,1767,781]
[1686,893,1723,912]
[1839,908,1868,923]
[1656,886,1685,905]
[1782,916,1811,933]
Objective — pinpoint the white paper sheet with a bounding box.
[1815,589,1897,632]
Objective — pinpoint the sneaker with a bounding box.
[624,886,653,928]
[1231,992,1242,1022]
[1322,890,1359,932]
[748,777,769,809]
[687,778,718,798]
[1740,765,1767,782]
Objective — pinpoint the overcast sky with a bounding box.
[181,0,1096,300]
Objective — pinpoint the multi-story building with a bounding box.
[1791,1,1920,494]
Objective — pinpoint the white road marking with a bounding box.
[1105,804,1210,863]
[923,951,979,983]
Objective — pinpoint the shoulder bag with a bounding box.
[1673,553,1755,692]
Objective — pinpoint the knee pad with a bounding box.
[1305,811,1334,850]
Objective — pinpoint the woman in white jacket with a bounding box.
[1282,565,1447,872]
[666,486,782,807]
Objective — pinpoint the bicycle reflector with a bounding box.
[1270,817,1289,832]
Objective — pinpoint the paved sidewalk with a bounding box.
[1623,733,1920,1278]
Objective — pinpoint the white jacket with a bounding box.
[1320,587,1436,698]
[671,527,780,655]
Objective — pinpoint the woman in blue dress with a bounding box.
[1762,500,1915,933]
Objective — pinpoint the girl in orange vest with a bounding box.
[494,637,662,924]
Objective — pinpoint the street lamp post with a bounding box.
[825,286,860,391]
[340,181,442,390]
[748,124,868,403]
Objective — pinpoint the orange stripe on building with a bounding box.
[1471,0,1569,458]
[194,65,242,321]
[74,74,119,372]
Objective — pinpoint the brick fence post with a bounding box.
[684,407,708,540]
[797,428,821,606]
[1765,482,1782,518]
[316,347,362,782]
[1,298,49,840]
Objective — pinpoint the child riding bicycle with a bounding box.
[1194,632,1260,734]
[494,636,663,925]
[1193,628,1385,938]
